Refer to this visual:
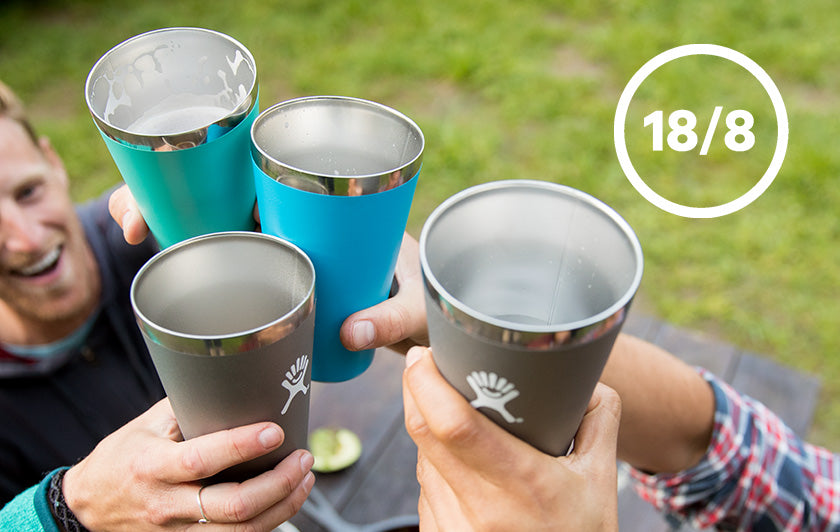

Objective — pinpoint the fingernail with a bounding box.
[259,426,283,448]
[299,450,314,474]
[352,320,375,349]
[121,211,133,232]
[303,471,316,492]
[406,347,424,368]
[300,451,315,473]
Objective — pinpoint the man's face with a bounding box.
[0,117,99,330]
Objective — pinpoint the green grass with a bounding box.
[3,0,840,447]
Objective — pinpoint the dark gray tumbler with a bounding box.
[420,180,643,456]
[131,231,315,482]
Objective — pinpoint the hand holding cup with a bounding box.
[63,399,315,530]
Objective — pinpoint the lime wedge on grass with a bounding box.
[309,427,362,473]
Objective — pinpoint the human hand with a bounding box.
[108,184,150,245]
[62,399,314,531]
[403,347,621,531]
[340,232,429,354]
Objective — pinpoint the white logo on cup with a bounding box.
[281,355,310,415]
[466,371,524,424]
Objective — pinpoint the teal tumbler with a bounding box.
[85,27,259,248]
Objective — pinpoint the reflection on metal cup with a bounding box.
[420,180,644,455]
[252,96,424,382]
[131,232,316,482]
[85,27,259,248]
[86,27,257,150]
[251,96,424,195]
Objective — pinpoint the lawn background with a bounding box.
[2,0,839,448]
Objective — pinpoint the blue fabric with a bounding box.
[3,310,98,361]
[629,371,840,531]
[33,469,63,532]
[0,468,63,531]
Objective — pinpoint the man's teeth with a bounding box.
[17,247,61,276]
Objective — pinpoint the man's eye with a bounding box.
[16,182,42,202]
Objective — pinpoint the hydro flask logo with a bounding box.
[281,355,310,415]
[466,370,524,424]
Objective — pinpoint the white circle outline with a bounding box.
[614,44,788,218]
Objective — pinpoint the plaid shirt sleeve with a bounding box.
[628,370,840,531]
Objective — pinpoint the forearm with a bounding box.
[601,334,714,473]
[629,371,840,530]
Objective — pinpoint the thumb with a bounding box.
[569,383,622,466]
[340,232,427,353]
[108,185,149,245]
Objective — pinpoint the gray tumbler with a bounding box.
[131,232,315,482]
[420,180,643,456]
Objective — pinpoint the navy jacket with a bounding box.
[0,195,164,505]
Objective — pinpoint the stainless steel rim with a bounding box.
[85,27,258,150]
[130,231,315,355]
[251,95,424,196]
[419,180,644,349]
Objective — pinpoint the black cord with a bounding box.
[47,469,89,532]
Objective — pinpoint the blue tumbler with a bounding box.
[251,96,424,382]
[85,27,259,248]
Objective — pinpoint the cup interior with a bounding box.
[132,233,313,338]
[421,181,643,332]
[252,97,423,178]
[86,27,256,137]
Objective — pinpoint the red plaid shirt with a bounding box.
[630,370,840,531]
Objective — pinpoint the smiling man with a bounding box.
[0,80,167,505]
[0,101,100,348]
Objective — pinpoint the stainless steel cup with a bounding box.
[252,96,424,382]
[420,180,643,455]
[131,232,315,482]
[85,27,259,248]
